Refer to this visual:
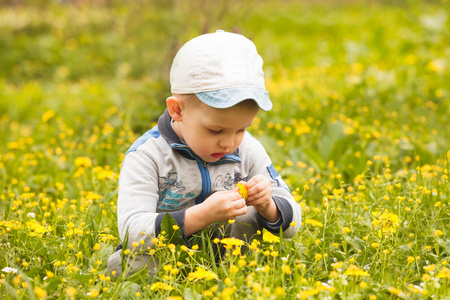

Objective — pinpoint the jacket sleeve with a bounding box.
[117,151,162,249]
[246,136,302,238]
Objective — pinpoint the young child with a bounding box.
[107,30,302,276]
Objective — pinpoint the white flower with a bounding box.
[27,212,35,218]
[2,267,18,273]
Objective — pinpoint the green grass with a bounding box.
[1,0,449,299]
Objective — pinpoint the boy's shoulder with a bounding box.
[126,125,161,154]
[240,131,268,155]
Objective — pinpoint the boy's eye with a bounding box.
[209,129,222,135]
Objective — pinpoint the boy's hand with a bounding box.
[202,190,248,223]
[185,190,247,236]
[244,175,280,223]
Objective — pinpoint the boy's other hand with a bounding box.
[244,175,280,222]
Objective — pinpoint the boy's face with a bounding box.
[173,97,259,163]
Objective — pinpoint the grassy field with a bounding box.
[1,0,449,299]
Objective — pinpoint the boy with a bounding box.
[107,30,302,276]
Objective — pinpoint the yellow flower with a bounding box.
[331,261,343,269]
[187,266,218,282]
[388,287,403,296]
[423,264,435,272]
[35,286,47,299]
[41,110,56,123]
[150,281,174,291]
[315,253,323,260]
[26,220,52,237]
[93,243,100,251]
[236,182,248,200]
[305,218,323,227]
[371,211,400,235]
[330,271,339,278]
[282,265,292,275]
[342,227,352,234]
[436,267,450,279]
[220,237,245,249]
[74,157,93,168]
[407,256,415,264]
[65,286,77,297]
[435,230,444,236]
[344,265,370,277]
[262,230,280,243]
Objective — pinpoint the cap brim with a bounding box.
[195,87,272,111]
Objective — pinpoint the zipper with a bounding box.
[195,160,211,204]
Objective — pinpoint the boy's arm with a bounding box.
[117,151,165,249]
[246,137,302,238]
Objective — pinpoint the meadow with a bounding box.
[1,0,449,299]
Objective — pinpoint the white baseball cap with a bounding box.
[170,30,272,111]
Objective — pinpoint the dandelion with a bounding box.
[436,268,450,279]
[65,287,77,298]
[371,210,400,235]
[220,237,245,249]
[41,110,56,123]
[35,286,47,299]
[262,230,280,243]
[305,218,323,227]
[236,182,248,200]
[282,265,292,275]
[74,157,92,168]
[388,287,403,296]
[150,281,174,291]
[423,264,435,272]
[344,265,370,277]
[187,266,218,282]
[93,243,100,251]
[26,219,51,237]
[435,230,444,236]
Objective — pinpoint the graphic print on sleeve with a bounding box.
[157,172,194,210]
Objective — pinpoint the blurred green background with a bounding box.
[1,0,449,185]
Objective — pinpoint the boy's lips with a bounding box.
[212,152,227,158]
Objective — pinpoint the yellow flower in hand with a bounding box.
[236,182,248,200]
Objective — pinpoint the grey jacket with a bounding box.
[117,109,302,248]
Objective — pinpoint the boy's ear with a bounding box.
[166,96,184,122]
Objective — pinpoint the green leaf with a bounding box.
[184,288,202,300]
[303,147,326,170]
[160,213,187,246]
[318,121,345,161]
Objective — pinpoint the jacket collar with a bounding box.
[158,109,241,164]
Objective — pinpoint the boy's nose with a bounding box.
[219,136,234,149]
